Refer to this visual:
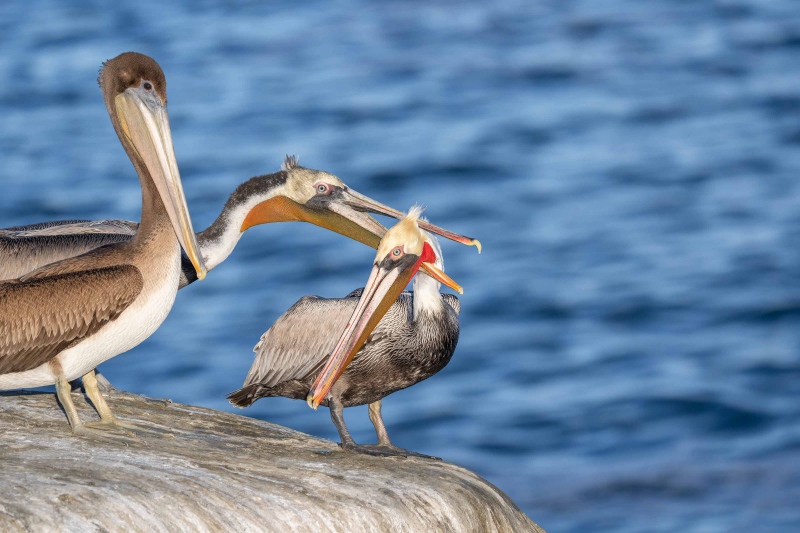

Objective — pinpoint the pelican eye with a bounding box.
[391,246,403,258]
[315,183,330,194]
[143,81,153,91]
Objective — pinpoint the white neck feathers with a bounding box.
[198,183,288,271]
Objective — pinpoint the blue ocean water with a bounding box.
[2,1,800,531]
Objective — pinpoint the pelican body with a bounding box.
[229,208,463,457]
[0,52,207,441]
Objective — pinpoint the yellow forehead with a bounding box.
[375,215,425,260]
[284,168,345,202]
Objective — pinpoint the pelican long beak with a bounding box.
[342,189,482,253]
[239,187,481,255]
[115,89,207,279]
[305,245,461,409]
[240,194,387,249]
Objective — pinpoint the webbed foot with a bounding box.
[341,443,439,459]
[71,423,142,446]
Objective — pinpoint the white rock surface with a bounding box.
[0,389,543,532]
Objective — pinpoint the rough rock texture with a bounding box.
[0,389,543,533]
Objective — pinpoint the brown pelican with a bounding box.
[1,156,482,287]
[229,207,463,457]
[0,52,207,442]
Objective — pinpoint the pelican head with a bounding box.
[239,155,482,253]
[99,52,207,279]
[306,206,462,409]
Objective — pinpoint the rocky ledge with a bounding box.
[0,388,543,532]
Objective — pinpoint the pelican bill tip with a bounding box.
[471,238,482,254]
[191,256,208,280]
[306,394,319,410]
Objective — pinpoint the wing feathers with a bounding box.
[0,265,143,374]
[242,296,358,389]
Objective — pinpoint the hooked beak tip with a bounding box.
[472,239,482,254]
[189,255,207,280]
[306,394,319,410]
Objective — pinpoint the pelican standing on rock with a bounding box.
[0,52,206,442]
[229,207,467,457]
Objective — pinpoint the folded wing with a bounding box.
[0,265,143,374]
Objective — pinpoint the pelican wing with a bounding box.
[443,293,461,315]
[0,231,135,282]
[242,295,360,389]
[1,219,92,233]
[0,220,206,291]
[0,265,143,375]
[1,219,137,236]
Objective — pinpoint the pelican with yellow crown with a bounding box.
[229,206,465,457]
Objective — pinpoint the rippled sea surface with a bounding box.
[3,1,800,531]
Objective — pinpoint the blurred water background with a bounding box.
[2,1,800,531]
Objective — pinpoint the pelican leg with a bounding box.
[331,399,437,459]
[368,400,393,446]
[81,370,120,425]
[82,370,173,438]
[93,370,117,393]
[328,396,357,447]
[54,373,139,445]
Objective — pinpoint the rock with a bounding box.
[0,389,543,532]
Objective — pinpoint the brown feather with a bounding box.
[0,265,143,374]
